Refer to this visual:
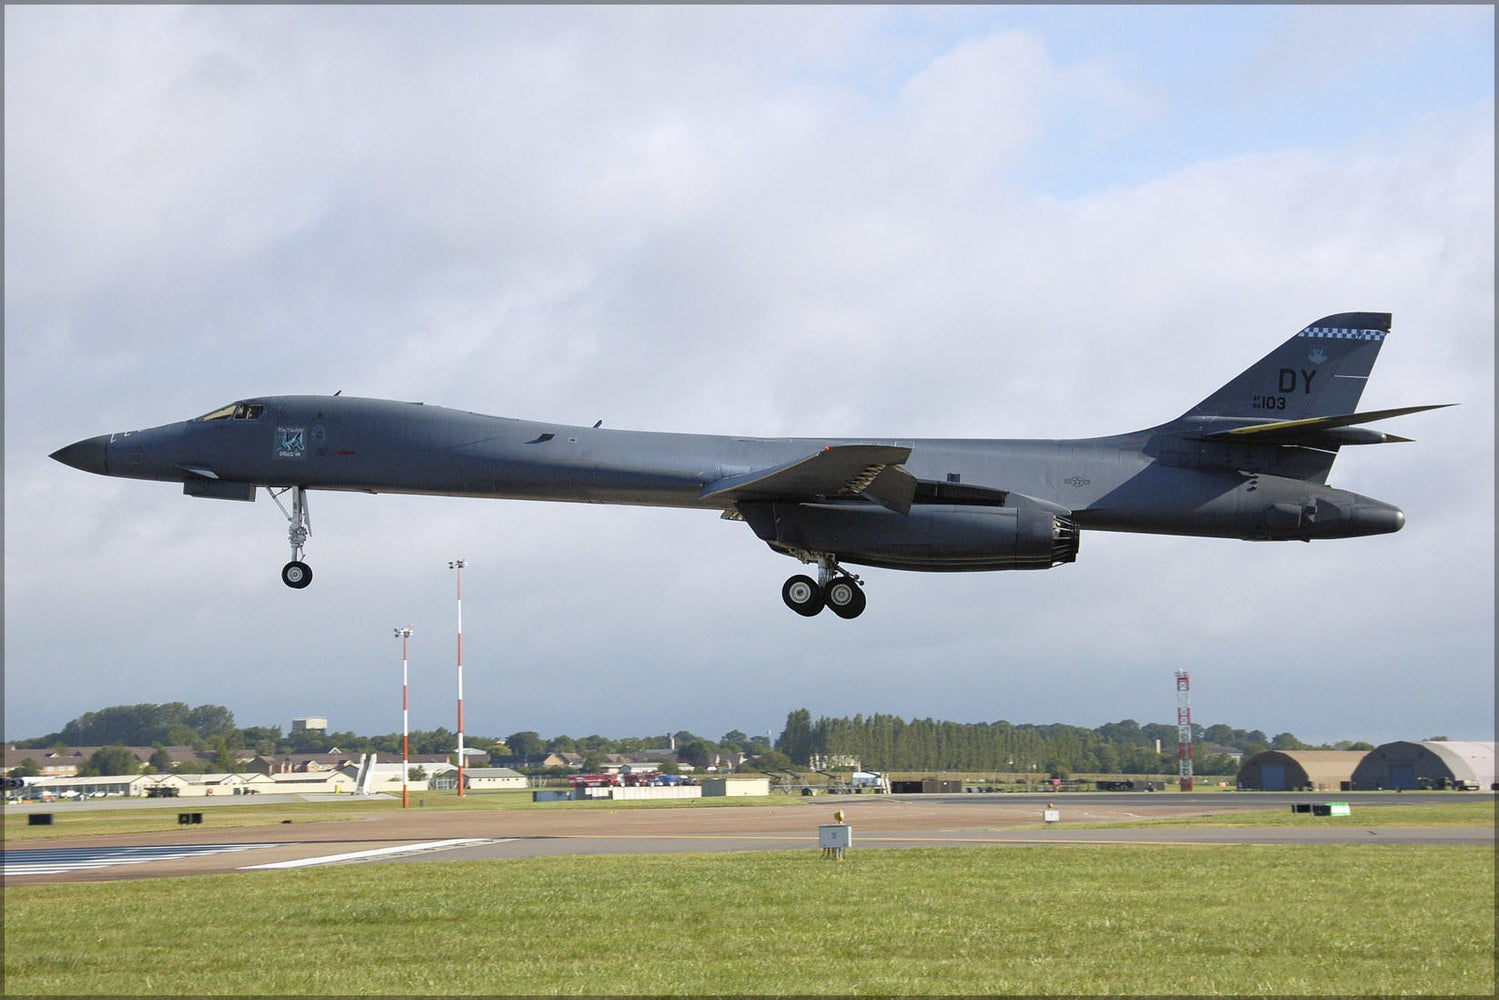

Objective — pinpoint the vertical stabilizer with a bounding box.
[1181,312,1391,421]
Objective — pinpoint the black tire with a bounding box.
[824,576,866,619]
[282,561,313,589]
[781,574,824,616]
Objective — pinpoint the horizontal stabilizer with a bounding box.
[1204,403,1454,445]
[702,444,915,512]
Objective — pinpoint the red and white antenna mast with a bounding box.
[394,626,413,808]
[1176,669,1194,791]
[450,559,467,798]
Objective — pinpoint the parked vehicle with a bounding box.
[567,773,620,788]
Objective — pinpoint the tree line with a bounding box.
[772,709,1374,777]
[7,702,767,775]
[9,701,1374,779]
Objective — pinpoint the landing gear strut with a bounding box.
[781,554,866,619]
[269,486,313,589]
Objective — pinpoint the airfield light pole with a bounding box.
[449,560,467,798]
[394,627,413,808]
[1176,669,1194,791]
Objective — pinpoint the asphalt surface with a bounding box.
[4,791,1492,883]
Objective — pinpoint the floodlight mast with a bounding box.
[1176,669,1194,791]
[449,559,467,798]
[394,627,413,808]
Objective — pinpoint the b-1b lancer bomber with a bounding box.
[52,312,1447,618]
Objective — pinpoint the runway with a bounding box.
[4,792,1491,883]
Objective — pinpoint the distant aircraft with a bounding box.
[53,312,1447,618]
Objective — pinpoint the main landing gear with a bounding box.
[782,555,867,619]
[269,486,313,589]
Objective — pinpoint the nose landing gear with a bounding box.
[781,555,866,619]
[269,486,313,589]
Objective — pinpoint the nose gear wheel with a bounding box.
[269,486,314,588]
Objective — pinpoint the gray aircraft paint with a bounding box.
[51,312,1447,617]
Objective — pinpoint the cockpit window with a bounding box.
[195,402,264,421]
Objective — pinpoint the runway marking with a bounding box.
[548,833,810,840]
[239,837,495,869]
[3,843,289,877]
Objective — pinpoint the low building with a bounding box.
[425,764,460,790]
[5,745,211,780]
[20,773,162,799]
[5,747,137,778]
[701,777,770,797]
[490,753,573,770]
[462,767,528,790]
[1350,741,1496,790]
[176,773,276,797]
[1235,750,1368,791]
[247,751,358,775]
[337,761,436,793]
[263,770,356,794]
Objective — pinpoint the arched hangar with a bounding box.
[1236,750,1368,792]
[1350,741,1495,791]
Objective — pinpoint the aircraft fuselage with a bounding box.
[50,310,1439,614]
[58,393,1402,541]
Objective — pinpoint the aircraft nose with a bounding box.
[50,435,110,475]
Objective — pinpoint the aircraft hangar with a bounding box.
[1235,750,1368,792]
[1350,741,1496,791]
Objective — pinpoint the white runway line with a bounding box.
[240,837,496,869]
[4,843,290,877]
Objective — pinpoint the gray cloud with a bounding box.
[5,7,1492,746]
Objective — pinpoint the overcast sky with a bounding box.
[5,6,1493,749]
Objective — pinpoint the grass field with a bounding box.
[4,843,1493,995]
[1049,799,1496,829]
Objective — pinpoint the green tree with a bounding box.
[240,725,282,755]
[676,738,719,769]
[1203,724,1239,747]
[148,745,174,773]
[743,748,792,772]
[411,728,456,756]
[208,737,237,773]
[776,709,815,765]
[505,731,545,758]
[88,746,143,776]
[187,704,237,742]
[11,758,42,777]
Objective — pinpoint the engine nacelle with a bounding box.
[738,502,1079,572]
